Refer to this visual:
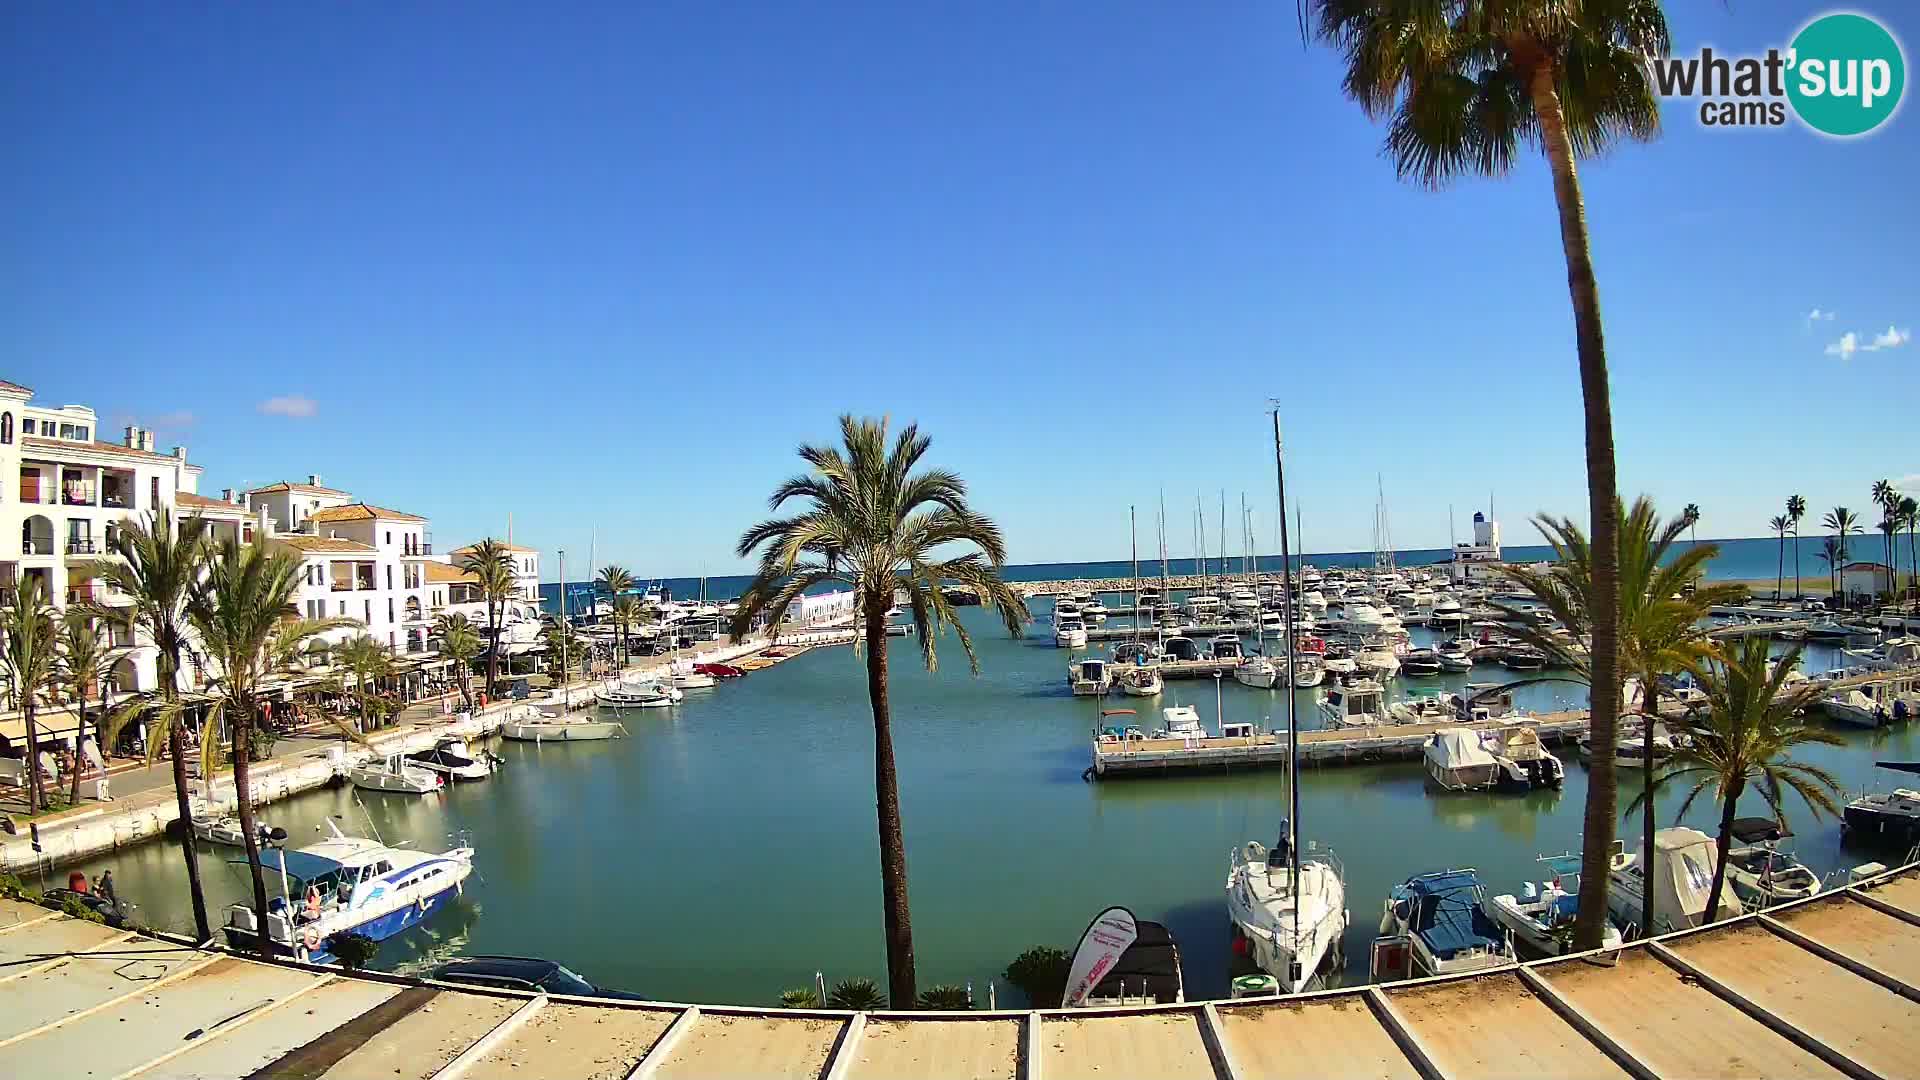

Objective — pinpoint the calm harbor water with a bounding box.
[66,604,1914,1006]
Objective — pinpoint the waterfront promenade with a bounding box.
[1,861,1915,1077]
[0,635,781,874]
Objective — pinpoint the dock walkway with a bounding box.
[0,863,1915,1078]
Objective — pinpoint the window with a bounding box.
[19,418,31,435]
[59,423,74,439]
[363,599,371,623]
[338,600,346,617]
[385,531,392,545]
[77,426,88,441]
[151,477,159,507]
[389,631,396,648]
[386,565,392,589]
[387,598,394,622]
[0,412,10,444]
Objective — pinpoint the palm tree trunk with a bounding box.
[1793,529,1801,598]
[863,590,916,1006]
[1532,65,1622,952]
[167,718,213,942]
[69,691,87,807]
[1639,682,1659,934]
[1705,777,1744,929]
[23,700,42,813]
[1776,534,1784,601]
[486,603,500,699]
[231,700,273,959]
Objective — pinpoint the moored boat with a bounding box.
[1606,827,1744,936]
[1372,869,1515,980]
[348,755,442,795]
[1068,657,1113,696]
[1723,818,1821,908]
[406,737,498,782]
[501,713,625,742]
[1483,851,1625,959]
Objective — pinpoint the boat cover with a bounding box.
[1428,729,1496,770]
[1395,871,1503,960]
[1877,761,1920,775]
[1091,920,1182,1001]
[1730,817,1791,844]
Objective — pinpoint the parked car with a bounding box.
[430,955,643,1000]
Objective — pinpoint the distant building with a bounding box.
[447,542,541,604]
[1448,511,1503,585]
[244,480,436,655]
[1840,561,1896,599]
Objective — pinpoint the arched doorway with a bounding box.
[21,514,53,556]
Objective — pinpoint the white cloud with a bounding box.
[257,395,317,418]
[1805,307,1836,328]
[1824,332,1859,360]
[147,409,196,430]
[1896,474,1920,497]
[1863,325,1911,351]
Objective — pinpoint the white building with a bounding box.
[1448,511,1503,585]
[447,541,541,605]
[2,380,207,747]
[243,480,437,655]
[1840,561,1896,600]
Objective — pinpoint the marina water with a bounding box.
[65,601,1916,1005]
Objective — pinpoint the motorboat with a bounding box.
[222,819,474,965]
[1233,655,1280,689]
[1579,721,1682,770]
[1291,656,1326,688]
[1183,594,1223,619]
[1160,636,1201,662]
[1081,599,1109,624]
[1069,917,1187,1007]
[1318,679,1387,729]
[601,680,683,709]
[1400,649,1443,677]
[348,755,442,795]
[1068,657,1113,696]
[1355,643,1401,680]
[194,814,275,848]
[500,713,625,742]
[1481,724,1565,789]
[1483,851,1626,959]
[1226,827,1348,994]
[1500,647,1549,672]
[1821,677,1917,728]
[1053,599,1083,623]
[1606,827,1744,936]
[1372,870,1515,980]
[1118,666,1163,697]
[1722,818,1821,908]
[669,660,717,689]
[1806,620,1881,641]
[1435,639,1474,672]
[1320,645,1358,677]
[1055,619,1089,649]
[406,737,498,782]
[1157,705,1208,741]
[1228,588,1260,615]
[1389,690,1454,726]
[1210,635,1245,661]
[1822,688,1884,728]
[1424,729,1503,790]
[1842,762,1920,848]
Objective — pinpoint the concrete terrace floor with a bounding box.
[0,864,1916,1079]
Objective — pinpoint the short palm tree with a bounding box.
[1821,507,1859,596]
[1769,515,1791,601]
[96,509,214,941]
[56,608,118,808]
[1632,637,1842,926]
[1498,496,1746,935]
[458,540,517,698]
[189,538,354,957]
[0,579,60,813]
[1786,494,1808,598]
[1877,512,1900,601]
[1306,0,1672,946]
[541,619,581,679]
[597,565,633,623]
[335,635,392,732]
[610,595,645,669]
[729,416,1027,1005]
[1815,537,1844,597]
[434,613,482,708]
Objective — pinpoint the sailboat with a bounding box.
[1235,499,1282,689]
[1227,409,1348,994]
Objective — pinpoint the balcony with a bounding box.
[21,540,54,557]
[66,538,99,555]
[102,493,130,509]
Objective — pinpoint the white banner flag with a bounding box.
[1062,906,1138,1008]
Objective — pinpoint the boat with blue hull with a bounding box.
[222,821,475,965]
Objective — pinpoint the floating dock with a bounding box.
[1,864,1917,1078]
[1091,711,1591,778]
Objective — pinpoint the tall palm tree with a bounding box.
[96,509,214,942]
[1901,495,1919,600]
[596,565,633,626]
[729,416,1027,1005]
[434,613,482,709]
[335,635,392,733]
[1306,0,1670,946]
[56,608,118,808]
[1815,537,1843,596]
[1786,494,1808,598]
[1681,504,1701,548]
[1769,515,1791,602]
[1871,480,1898,594]
[610,595,644,669]
[189,538,353,957]
[1876,512,1900,602]
[1821,507,1860,597]
[1633,638,1842,926]
[1498,496,1745,935]
[458,540,516,699]
[0,579,59,813]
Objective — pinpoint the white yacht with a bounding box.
[1842,635,1920,670]
[602,679,682,709]
[1055,619,1089,649]
[1579,720,1684,770]
[1291,656,1326,688]
[1227,829,1348,994]
[1158,705,1208,740]
[349,755,441,795]
[1081,598,1110,624]
[1318,679,1388,729]
[1183,594,1224,619]
[1423,729,1503,790]
[1372,870,1514,980]
[1389,690,1454,726]
[194,814,275,848]
[1483,851,1626,958]
[669,660,717,689]
[1068,657,1113,696]
[501,711,625,742]
[1435,638,1475,672]
[1822,688,1883,728]
[1118,665,1163,697]
[1234,655,1280,689]
[1606,827,1744,935]
[1723,818,1821,908]
[222,819,474,965]
[406,737,497,782]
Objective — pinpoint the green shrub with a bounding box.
[778,987,820,1008]
[916,984,972,1010]
[826,977,885,1010]
[1004,946,1071,1009]
[330,932,379,970]
[59,895,105,924]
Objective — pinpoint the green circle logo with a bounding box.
[1787,13,1906,136]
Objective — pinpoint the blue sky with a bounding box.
[4,1,1914,577]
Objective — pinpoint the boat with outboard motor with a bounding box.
[222,819,475,965]
[1842,761,1920,848]
[1723,818,1821,907]
[501,709,625,742]
[601,679,683,709]
[348,755,442,795]
[1372,869,1516,980]
[406,736,500,782]
[1069,657,1113,696]
[1606,826,1744,936]
[1483,850,1626,958]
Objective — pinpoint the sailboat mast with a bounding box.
[1271,406,1302,985]
[1130,506,1140,645]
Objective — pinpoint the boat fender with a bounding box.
[416,896,430,915]
[1081,766,1095,783]
[303,925,321,950]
